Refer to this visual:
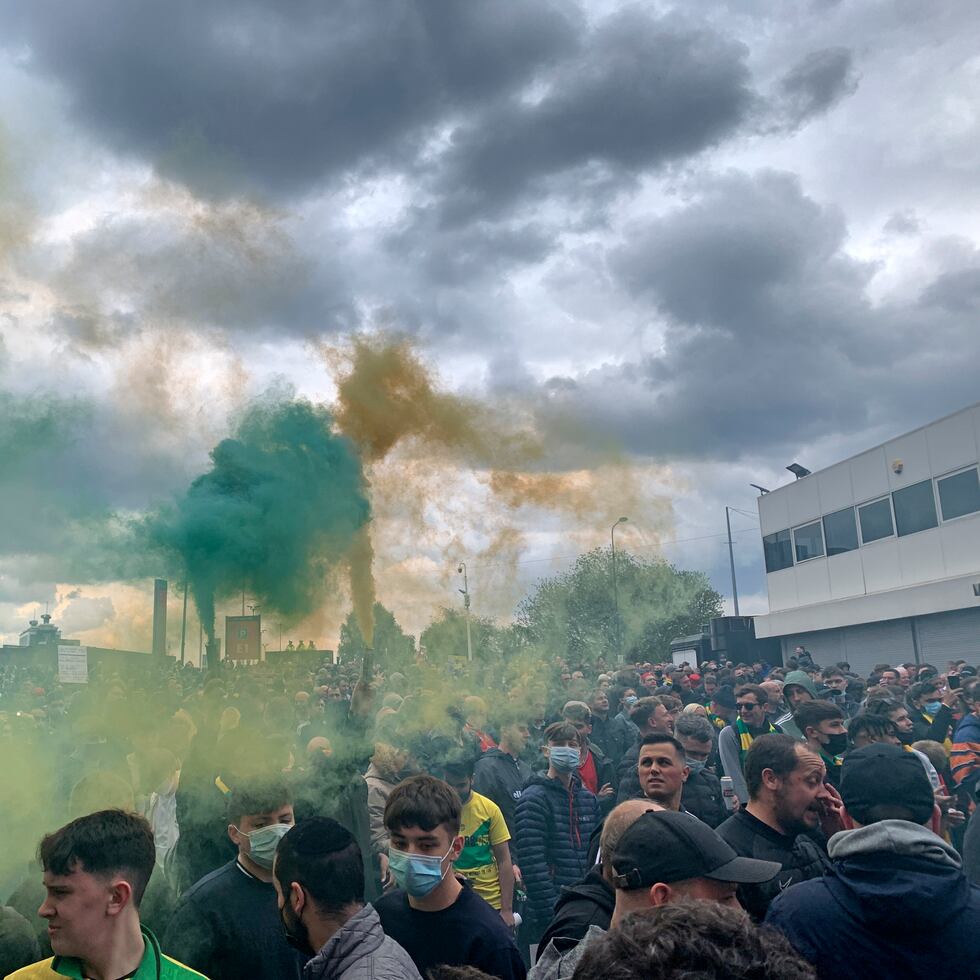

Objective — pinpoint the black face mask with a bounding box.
[280,900,314,956]
[823,732,848,756]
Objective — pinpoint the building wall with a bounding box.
[758,403,980,621]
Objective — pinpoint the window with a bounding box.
[858,497,894,543]
[892,479,938,536]
[793,521,825,562]
[823,507,858,555]
[763,529,794,573]
[937,467,980,521]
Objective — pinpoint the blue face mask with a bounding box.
[624,695,638,708]
[549,746,581,773]
[237,822,291,870]
[924,700,942,716]
[686,759,706,776]
[388,845,453,898]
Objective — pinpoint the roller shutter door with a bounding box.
[780,630,845,667]
[841,619,915,677]
[915,608,980,663]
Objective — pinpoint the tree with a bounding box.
[337,602,415,670]
[516,548,721,666]
[418,607,508,667]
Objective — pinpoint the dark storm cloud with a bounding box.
[525,170,980,461]
[776,47,857,128]
[430,9,755,223]
[0,0,579,199]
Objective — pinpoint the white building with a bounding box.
[753,401,980,676]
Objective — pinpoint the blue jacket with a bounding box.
[766,820,980,979]
[514,774,600,925]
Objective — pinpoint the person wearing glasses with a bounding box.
[717,686,781,806]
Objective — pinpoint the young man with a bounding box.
[560,702,615,806]
[674,713,726,828]
[774,670,818,740]
[374,775,525,980]
[614,697,674,801]
[717,685,778,805]
[766,743,980,979]
[473,713,533,839]
[9,810,203,980]
[818,668,859,719]
[794,700,848,789]
[273,817,420,980]
[515,722,601,943]
[716,734,839,920]
[441,757,516,927]
[163,779,305,980]
[636,734,689,812]
[906,679,956,743]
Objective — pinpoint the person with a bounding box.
[585,691,612,760]
[604,688,639,767]
[0,906,40,978]
[951,678,980,797]
[473,714,533,840]
[364,741,410,889]
[793,701,847,788]
[760,679,786,717]
[906,679,956,743]
[163,778,305,980]
[614,698,674,801]
[531,806,780,980]
[716,734,838,920]
[560,702,615,807]
[636,734,689,811]
[463,697,497,753]
[865,696,917,745]
[817,668,859,719]
[775,671,818,740]
[570,902,816,980]
[441,756,516,925]
[272,816,421,980]
[7,809,204,980]
[706,686,736,734]
[374,775,525,980]
[515,723,601,943]
[766,743,980,978]
[717,685,777,805]
[673,713,726,828]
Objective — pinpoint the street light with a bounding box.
[457,562,473,663]
[611,517,628,658]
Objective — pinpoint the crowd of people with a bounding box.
[2,643,980,979]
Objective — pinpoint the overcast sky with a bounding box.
[1,1,979,653]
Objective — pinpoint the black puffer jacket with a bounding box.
[537,868,614,954]
[473,748,533,838]
[716,809,831,920]
[679,770,726,829]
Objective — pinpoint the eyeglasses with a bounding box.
[736,702,761,711]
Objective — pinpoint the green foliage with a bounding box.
[516,548,721,665]
[338,601,415,668]
[418,607,508,667]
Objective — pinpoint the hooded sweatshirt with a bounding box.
[775,671,819,740]
[536,868,614,954]
[765,820,980,979]
[303,904,420,980]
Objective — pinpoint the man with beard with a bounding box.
[273,817,420,980]
[716,734,840,920]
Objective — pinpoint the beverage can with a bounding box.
[720,775,736,812]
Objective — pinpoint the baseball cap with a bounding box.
[711,686,737,709]
[609,810,780,888]
[840,743,935,825]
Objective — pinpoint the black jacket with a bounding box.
[766,821,980,980]
[536,868,614,954]
[907,702,955,744]
[679,770,726,829]
[716,809,830,920]
[473,748,533,839]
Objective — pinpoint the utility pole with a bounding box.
[611,517,628,658]
[179,577,188,665]
[725,506,740,617]
[458,562,473,662]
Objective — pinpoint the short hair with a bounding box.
[909,680,939,703]
[734,684,768,705]
[274,817,363,915]
[821,667,844,680]
[571,902,816,980]
[673,713,714,743]
[847,713,897,745]
[227,777,292,825]
[561,701,593,724]
[544,720,581,745]
[703,672,718,683]
[638,733,685,757]
[793,700,844,735]
[963,678,980,705]
[384,774,461,836]
[744,734,804,799]
[39,810,155,907]
[629,697,665,729]
[864,696,905,718]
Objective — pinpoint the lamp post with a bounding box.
[725,507,741,617]
[611,517,628,658]
[458,562,473,663]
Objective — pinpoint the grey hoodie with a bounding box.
[828,819,961,868]
[528,924,605,980]
[304,904,421,980]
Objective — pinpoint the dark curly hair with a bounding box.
[571,901,815,980]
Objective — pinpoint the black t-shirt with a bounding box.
[375,885,526,980]
[162,860,305,980]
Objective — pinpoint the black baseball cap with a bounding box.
[609,810,780,889]
[840,743,935,825]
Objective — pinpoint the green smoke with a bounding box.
[143,390,370,644]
